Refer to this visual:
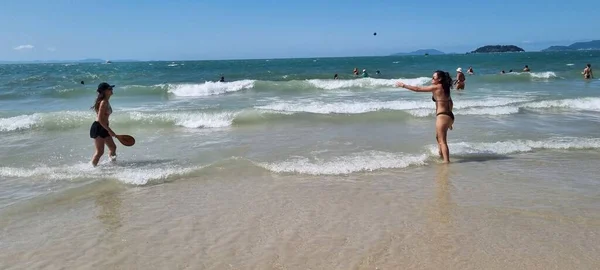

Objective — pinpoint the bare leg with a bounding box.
[92,138,106,166]
[436,115,453,163]
[105,136,117,161]
[436,134,442,158]
[449,101,454,130]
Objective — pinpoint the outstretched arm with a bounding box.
[395,82,437,92]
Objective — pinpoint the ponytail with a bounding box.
[91,92,105,112]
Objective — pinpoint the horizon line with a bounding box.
[2,51,554,64]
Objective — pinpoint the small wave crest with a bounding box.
[130,111,236,128]
[260,137,600,175]
[306,77,430,90]
[0,111,92,132]
[529,71,558,79]
[258,151,428,175]
[0,162,197,185]
[257,97,529,115]
[256,100,431,114]
[430,137,600,156]
[166,80,256,97]
[524,97,600,111]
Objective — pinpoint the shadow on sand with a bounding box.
[454,154,513,163]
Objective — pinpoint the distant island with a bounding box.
[391,49,445,56]
[470,45,525,53]
[542,40,600,52]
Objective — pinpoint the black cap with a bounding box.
[97,82,115,92]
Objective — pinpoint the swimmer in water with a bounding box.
[582,64,593,79]
[455,67,466,90]
[334,74,339,80]
[362,69,369,77]
[523,65,530,72]
[396,71,455,163]
[219,76,225,82]
[467,66,474,75]
[353,68,359,76]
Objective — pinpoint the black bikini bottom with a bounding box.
[436,111,455,121]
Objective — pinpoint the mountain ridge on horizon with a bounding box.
[390,49,445,56]
[541,40,600,52]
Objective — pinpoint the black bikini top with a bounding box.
[432,96,452,102]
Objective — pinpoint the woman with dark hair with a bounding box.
[90,82,117,166]
[396,71,455,163]
[583,64,593,79]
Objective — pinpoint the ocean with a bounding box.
[1,51,599,269]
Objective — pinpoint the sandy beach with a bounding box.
[2,151,599,270]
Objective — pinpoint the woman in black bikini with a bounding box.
[396,71,454,163]
[90,82,117,167]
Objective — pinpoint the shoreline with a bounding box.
[2,152,599,269]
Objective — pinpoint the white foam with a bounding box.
[167,80,255,97]
[0,114,40,132]
[306,77,430,90]
[256,100,431,114]
[129,111,236,128]
[566,63,575,66]
[529,71,557,79]
[112,167,196,185]
[258,151,428,175]
[257,97,529,115]
[427,137,600,156]
[524,97,600,111]
[0,162,198,186]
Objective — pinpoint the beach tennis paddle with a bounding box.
[115,135,135,147]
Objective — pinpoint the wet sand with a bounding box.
[1,151,599,270]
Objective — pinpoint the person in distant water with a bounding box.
[455,67,466,90]
[467,66,474,75]
[353,68,359,76]
[90,83,117,167]
[582,64,593,79]
[509,69,513,73]
[376,70,381,75]
[81,81,85,85]
[361,69,369,77]
[501,70,505,74]
[219,76,225,82]
[334,74,339,80]
[523,65,530,72]
[396,71,455,163]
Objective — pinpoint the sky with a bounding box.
[1,0,598,61]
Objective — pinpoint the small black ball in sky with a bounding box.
[373,32,377,36]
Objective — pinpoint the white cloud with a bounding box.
[47,47,56,52]
[14,44,34,50]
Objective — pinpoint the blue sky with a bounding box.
[1,0,598,61]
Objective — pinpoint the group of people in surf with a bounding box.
[88,61,594,166]
[89,71,457,165]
